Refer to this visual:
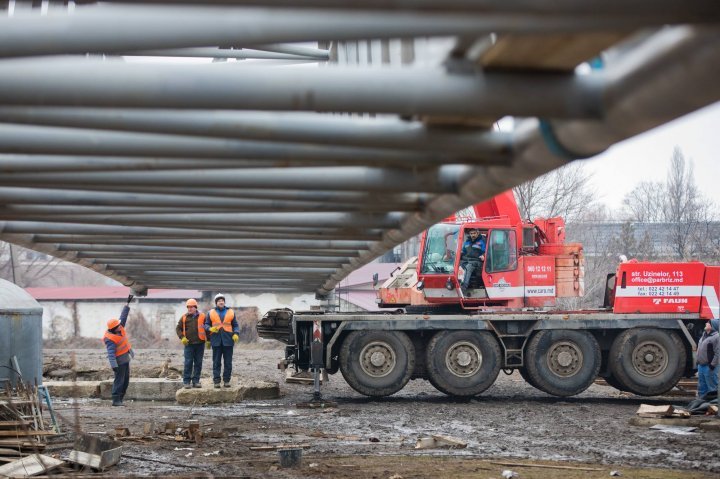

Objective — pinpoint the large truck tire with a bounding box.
[518,366,547,392]
[608,328,686,396]
[339,330,415,397]
[601,374,629,392]
[425,330,501,397]
[525,330,601,397]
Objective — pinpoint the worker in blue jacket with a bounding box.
[204,293,240,388]
[460,228,486,297]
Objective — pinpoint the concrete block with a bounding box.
[43,381,101,398]
[175,379,280,405]
[99,378,184,401]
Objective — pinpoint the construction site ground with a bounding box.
[44,347,720,478]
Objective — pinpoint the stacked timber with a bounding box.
[0,382,55,464]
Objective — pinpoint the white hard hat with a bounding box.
[214,293,226,304]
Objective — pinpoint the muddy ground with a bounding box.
[44,347,720,478]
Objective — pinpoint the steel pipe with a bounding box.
[0,200,410,215]
[54,244,363,255]
[0,165,471,193]
[0,4,673,58]
[69,246,362,256]
[0,221,371,239]
[0,154,259,172]
[91,0,715,20]
[0,58,605,119]
[46,237,372,249]
[0,123,502,166]
[83,256,347,264]
[0,187,407,212]
[0,109,512,157]
[120,47,328,61]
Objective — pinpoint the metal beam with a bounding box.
[0,59,604,119]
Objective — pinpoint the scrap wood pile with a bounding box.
[0,382,68,477]
[0,382,56,463]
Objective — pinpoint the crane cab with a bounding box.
[417,220,583,310]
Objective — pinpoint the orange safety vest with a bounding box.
[209,309,235,333]
[182,312,207,341]
[103,326,132,357]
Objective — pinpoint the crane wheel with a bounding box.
[525,330,601,397]
[339,330,415,397]
[425,330,501,397]
[601,374,629,392]
[608,328,686,396]
[518,366,546,392]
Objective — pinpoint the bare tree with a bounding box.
[0,240,112,287]
[622,147,716,261]
[0,241,64,287]
[609,221,656,261]
[514,162,596,222]
[622,181,666,222]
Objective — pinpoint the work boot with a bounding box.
[223,382,231,388]
[213,383,220,389]
[111,396,122,407]
[192,383,201,389]
[183,384,192,389]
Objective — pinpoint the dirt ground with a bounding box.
[44,347,720,478]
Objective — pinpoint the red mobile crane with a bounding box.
[258,191,719,400]
[378,190,583,311]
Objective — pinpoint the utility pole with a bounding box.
[8,243,17,284]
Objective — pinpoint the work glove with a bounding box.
[181,337,189,346]
[205,341,211,350]
[232,334,239,344]
[209,326,220,333]
[112,366,118,373]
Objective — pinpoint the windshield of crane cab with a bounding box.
[420,224,459,274]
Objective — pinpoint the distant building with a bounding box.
[333,262,404,312]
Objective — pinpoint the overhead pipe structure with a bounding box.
[0,2,717,294]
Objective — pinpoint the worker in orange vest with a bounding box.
[103,295,134,406]
[175,298,207,389]
[204,293,240,388]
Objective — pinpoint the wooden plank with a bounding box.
[629,417,711,428]
[0,440,44,449]
[489,461,603,472]
[636,404,674,418]
[67,450,101,470]
[480,33,627,72]
[0,430,57,437]
[0,422,30,429]
[248,444,312,451]
[0,454,64,477]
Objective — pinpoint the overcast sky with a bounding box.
[583,102,720,213]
